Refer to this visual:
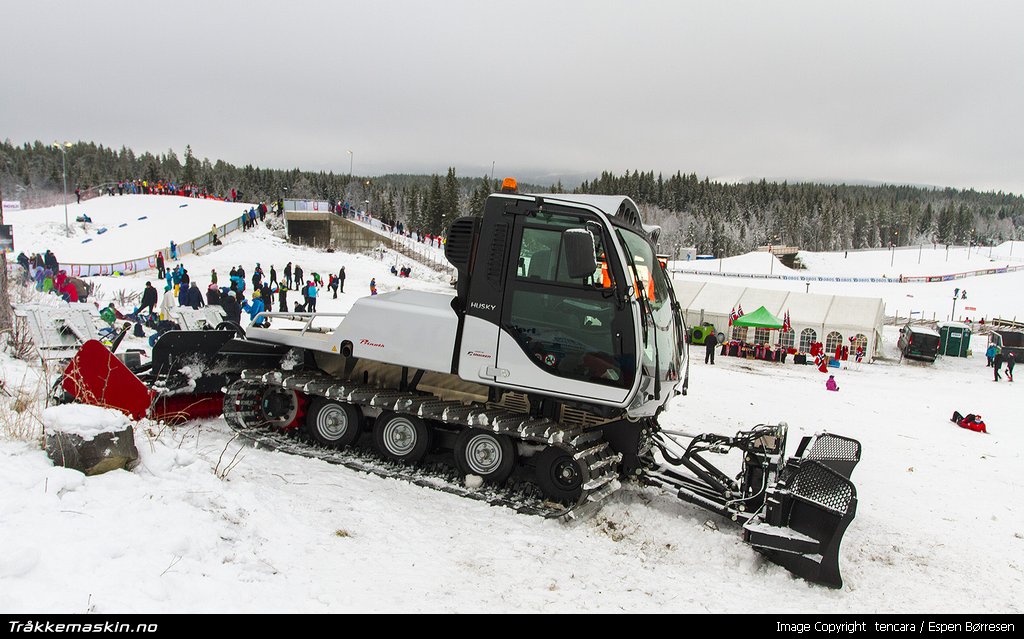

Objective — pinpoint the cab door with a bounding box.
[494,208,637,406]
[456,201,515,383]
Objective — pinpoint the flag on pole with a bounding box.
[737,304,745,318]
[729,306,737,326]
[783,310,792,332]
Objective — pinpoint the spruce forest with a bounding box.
[2,140,1022,258]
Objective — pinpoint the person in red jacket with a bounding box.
[951,411,987,433]
[61,280,79,303]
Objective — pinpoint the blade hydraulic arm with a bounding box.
[643,424,862,588]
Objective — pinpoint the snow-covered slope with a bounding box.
[6,195,253,263]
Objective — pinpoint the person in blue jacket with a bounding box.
[230,273,245,294]
[241,290,267,326]
[306,279,318,312]
[177,282,189,306]
[985,342,997,367]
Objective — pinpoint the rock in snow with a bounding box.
[43,405,138,476]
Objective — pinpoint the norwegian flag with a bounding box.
[737,304,745,318]
[783,310,792,332]
[729,306,738,326]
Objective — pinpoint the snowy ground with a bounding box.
[1,196,1022,613]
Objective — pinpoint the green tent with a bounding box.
[732,306,784,329]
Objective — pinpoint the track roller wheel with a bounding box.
[534,445,587,503]
[454,429,516,484]
[305,398,363,448]
[259,387,306,430]
[374,412,433,463]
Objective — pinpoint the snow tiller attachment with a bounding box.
[644,424,861,588]
[58,330,244,422]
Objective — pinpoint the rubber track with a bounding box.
[223,370,623,521]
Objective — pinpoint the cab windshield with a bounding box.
[618,229,680,384]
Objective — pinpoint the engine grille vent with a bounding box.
[486,223,509,289]
[445,217,477,269]
[494,391,529,414]
[560,406,610,429]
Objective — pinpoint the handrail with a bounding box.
[250,311,347,336]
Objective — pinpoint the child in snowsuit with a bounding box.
[951,411,987,434]
[826,375,839,391]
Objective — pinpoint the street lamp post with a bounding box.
[53,141,72,235]
[346,150,353,203]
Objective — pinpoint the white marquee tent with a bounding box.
[673,280,886,360]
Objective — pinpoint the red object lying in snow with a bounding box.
[62,340,223,423]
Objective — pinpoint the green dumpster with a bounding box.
[937,322,971,357]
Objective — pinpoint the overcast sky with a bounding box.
[4,0,1023,193]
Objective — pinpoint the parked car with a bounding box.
[898,324,940,362]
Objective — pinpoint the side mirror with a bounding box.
[563,229,598,279]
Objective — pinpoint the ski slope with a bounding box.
[5,195,254,264]
[1,196,1022,613]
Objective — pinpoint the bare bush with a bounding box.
[1,315,38,361]
[214,434,245,480]
[0,374,46,441]
[111,288,140,307]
